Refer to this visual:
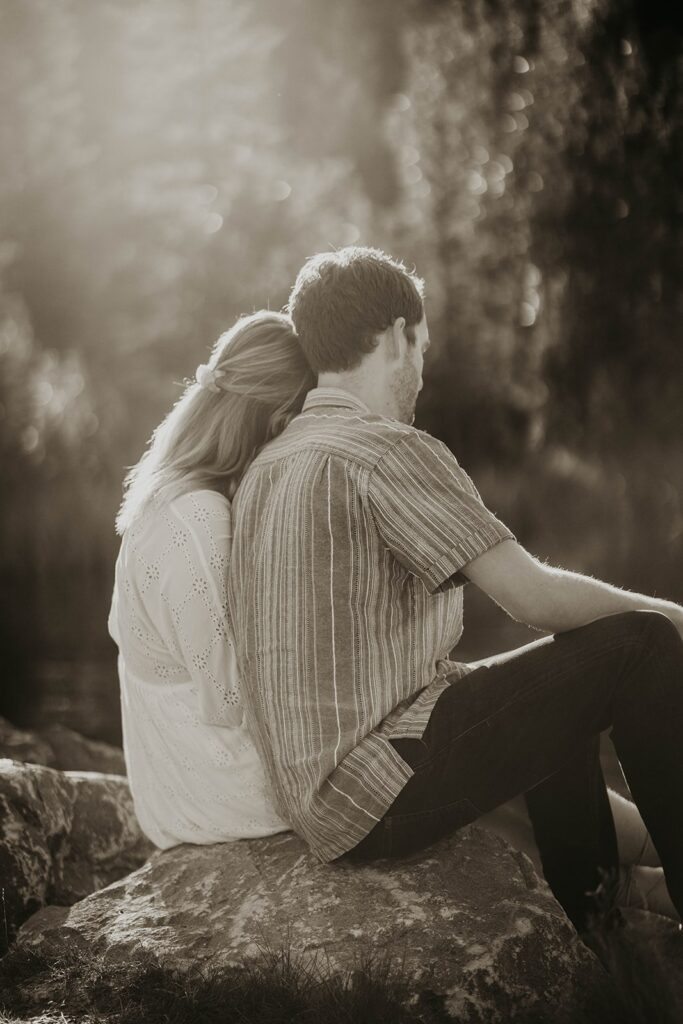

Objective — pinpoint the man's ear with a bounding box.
[387,317,406,360]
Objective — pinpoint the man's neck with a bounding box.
[316,372,391,418]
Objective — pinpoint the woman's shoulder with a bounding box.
[125,489,231,551]
[163,489,232,542]
[169,488,231,518]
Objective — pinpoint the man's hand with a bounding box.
[461,539,683,638]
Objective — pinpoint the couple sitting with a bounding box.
[109,246,683,932]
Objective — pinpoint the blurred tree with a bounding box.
[543,0,683,453]
[0,0,679,578]
[265,0,405,205]
[0,0,371,575]
[0,0,681,732]
[380,0,681,464]
[380,0,591,465]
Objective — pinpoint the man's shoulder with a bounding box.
[249,409,427,472]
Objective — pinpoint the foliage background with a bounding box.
[1,0,681,740]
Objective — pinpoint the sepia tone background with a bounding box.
[1,0,681,746]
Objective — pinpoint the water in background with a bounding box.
[1,572,122,746]
[1,573,538,749]
[1,571,629,797]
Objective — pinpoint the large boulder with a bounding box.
[14,826,607,1022]
[0,715,126,775]
[0,718,54,768]
[40,723,126,776]
[0,758,153,948]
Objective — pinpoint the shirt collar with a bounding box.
[302,387,372,415]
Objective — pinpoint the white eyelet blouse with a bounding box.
[107,488,289,849]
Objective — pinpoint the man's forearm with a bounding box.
[532,565,683,636]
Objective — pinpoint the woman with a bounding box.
[108,309,315,848]
[108,309,674,922]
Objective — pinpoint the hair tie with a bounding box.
[195,364,224,393]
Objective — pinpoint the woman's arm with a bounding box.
[159,491,244,727]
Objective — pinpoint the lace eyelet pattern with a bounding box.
[110,489,288,847]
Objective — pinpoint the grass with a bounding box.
[0,909,681,1024]
[0,941,426,1024]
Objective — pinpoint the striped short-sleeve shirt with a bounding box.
[227,387,516,862]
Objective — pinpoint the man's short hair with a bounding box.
[287,246,425,373]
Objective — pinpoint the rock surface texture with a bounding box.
[15,826,606,1022]
[0,758,153,945]
[0,715,126,775]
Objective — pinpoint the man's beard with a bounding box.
[390,363,420,424]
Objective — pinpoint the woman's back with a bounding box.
[109,488,288,848]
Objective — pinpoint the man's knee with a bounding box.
[626,608,679,639]
[610,609,682,655]
[573,610,681,663]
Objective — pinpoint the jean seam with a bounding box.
[414,637,647,771]
[387,795,482,826]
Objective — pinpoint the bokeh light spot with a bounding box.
[339,223,360,245]
[467,171,487,196]
[413,179,432,198]
[520,302,537,326]
[508,92,526,111]
[404,164,423,185]
[21,425,40,453]
[271,180,292,201]
[204,212,224,234]
[84,412,100,437]
[35,381,54,406]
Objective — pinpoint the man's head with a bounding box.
[287,246,429,424]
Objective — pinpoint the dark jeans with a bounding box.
[340,610,683,931]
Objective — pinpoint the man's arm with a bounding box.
[462,539,683,638]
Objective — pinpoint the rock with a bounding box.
[0,715,126,775]
[0,718,55,769]
[39,723,126,776]
[0,759,154,948]
[14,827,606,1022]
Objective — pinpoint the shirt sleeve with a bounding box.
[160,493,244,727]
[368,431,516,594]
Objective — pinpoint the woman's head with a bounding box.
[116,310,315,534]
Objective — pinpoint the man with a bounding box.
[227,246,683,931]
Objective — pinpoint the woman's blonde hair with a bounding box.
[115,310,315,534]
